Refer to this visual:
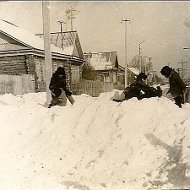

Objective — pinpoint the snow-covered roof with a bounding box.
[36,31,83,58]
[128,67,140,75]
[62,46,74,55]
[48,32,76,55]
[0,19,66,55]
[84,51,118,70]
[0,43,29,51]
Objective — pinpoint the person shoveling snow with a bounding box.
[48,67,74,108]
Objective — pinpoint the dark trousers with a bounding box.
[48,90,67,108]
[174,95,184,108]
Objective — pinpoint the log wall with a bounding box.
[0,54,75,92]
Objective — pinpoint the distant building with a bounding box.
[83,51,142,89]
[83,51,121,87]
[118,65,140,87]
[127,67,140,85]
[0,19,84,92]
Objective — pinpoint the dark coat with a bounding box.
[123,83,141,100]
[123,79,162,100]
[49,70,71,98]
[123,80,148,100]
[168,70,186,97]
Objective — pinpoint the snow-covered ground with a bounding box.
[0,90,190,190]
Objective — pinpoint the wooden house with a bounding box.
[0,19,84,92]
[116,65,140,88]
[83,51,119,85]
[36,31,84,84]
[127,67,140,85]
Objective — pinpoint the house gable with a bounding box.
[36,31,83,59]
[84,51,118,71]
[0,32,24,45]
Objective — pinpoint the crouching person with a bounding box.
[48,67,73,108]
[113,72,162,102]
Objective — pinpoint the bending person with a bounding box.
[48,67,73,108]
[113,73,162,102]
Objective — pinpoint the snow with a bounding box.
[0,19,66,54]
[62,45,74,56]
[90,60,113,70]
[128,67,140,75]
[0,90,190,190]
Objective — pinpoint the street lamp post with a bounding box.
[139,40,145,73]
[122,18,130,88]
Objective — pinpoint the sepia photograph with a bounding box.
[0,0,190,190]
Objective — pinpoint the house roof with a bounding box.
[0,43,30,51]
[0,19,67,54]
[36,31,83,58]
[118,65,140,75]
[128,67,140,75]
[83,51,118,70]
[0,19,84,64]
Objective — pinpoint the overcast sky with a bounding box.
[0,1,190,74]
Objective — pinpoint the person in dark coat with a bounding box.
[160,66,186,108]
[48,67,72,108]
[113,73,162,102]
[123,72,148,100]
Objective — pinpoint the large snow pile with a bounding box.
[0,92,190,190]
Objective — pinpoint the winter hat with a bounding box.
[160,66,172,78]
[137,72,147,81]
[56,67,66,75]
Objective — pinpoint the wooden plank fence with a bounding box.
[71,80,113,97]
[0,76,113,97]
[0,74,35,95]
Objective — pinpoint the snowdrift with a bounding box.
[0,92,190,190]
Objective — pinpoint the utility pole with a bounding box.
[122,18,130,87]
[42,0,52,104]
[138,40,145,73]
[65,4,78,31]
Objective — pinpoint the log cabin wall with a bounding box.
[0,55,27,75]
[0,54,73,92]
[33,56,72,92]
[25,55,38,91]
